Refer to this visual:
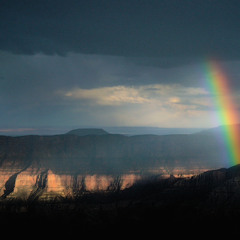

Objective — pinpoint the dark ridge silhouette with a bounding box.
[1,165,240,236]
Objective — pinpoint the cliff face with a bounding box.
[0,132,230,200]
[0,167,141,200]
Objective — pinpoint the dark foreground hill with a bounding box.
[1,165,240,237]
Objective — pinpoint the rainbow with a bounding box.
[205,60,240,166]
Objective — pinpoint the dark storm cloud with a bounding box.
[1,0,240,64]
[1,0,240,129]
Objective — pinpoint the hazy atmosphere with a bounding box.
[1,0,240,132]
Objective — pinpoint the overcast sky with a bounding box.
[1,0,240,131]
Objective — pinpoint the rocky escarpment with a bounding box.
[0,131,232,200]
[0,166,142,200]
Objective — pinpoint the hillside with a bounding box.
[0,132,227,175]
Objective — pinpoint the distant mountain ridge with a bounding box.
[196,123,240,135]
[103,126,205,136]
[66,128,109,136]
[2,124,239,137]
[0,126,206,136]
